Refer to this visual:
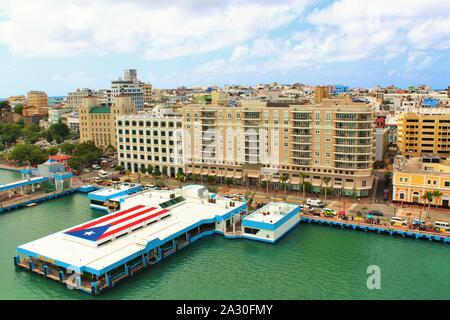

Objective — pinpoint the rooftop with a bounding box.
[89,105,111,113]
[244,202,298,225]
[394,155,450,175]
[17,186,246,275]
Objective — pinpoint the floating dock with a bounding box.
[15,185,247,295]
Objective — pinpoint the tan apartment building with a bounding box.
[182,96,375,197]
[397,109,450,157]
[79,95,136,149]
[24,91,48,116]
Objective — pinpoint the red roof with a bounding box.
[49,154,71,161]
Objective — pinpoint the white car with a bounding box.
[390,217,408,226]
[92,164,101,170]
[306,198,325,208]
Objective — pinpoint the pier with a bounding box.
[299,214,450,243]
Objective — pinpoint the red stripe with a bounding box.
[68,205,146,232]
[98,209,170,240]
[106,207,157,227]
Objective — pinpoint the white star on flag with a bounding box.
[83,231,95,236]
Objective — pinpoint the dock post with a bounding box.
[13,255,19,267]
[58,271,64,284]
[158,247,163,261]
[28,260,34,271]
[76,275,81,288]
[187,233,191,244]
[43,266,49,277]
[105,273,111,288]
[173,239,177,250]
[91,282,98,295]
[142,254,148,269]
[125,264,130,277]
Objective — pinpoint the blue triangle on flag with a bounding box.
[65,224,111,241]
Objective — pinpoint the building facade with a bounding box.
[115,106,184,176]
[24,91,48,116]
[181,97,375,197]
[79,95,136,149]
[67,88,94,108]
[393,155,450,208]
[397,110,450,157]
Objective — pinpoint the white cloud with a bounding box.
[406,51,437,71]
[0,0,311,59]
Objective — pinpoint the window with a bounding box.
[244,227,260,235]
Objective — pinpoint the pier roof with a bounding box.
[17,187,246,276]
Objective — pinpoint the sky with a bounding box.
[0,0,449,97]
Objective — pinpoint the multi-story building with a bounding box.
[397,109,450,157]
[393,155,450,208]
[67,88,94,108]
[108,69,144,111]
[24,91,48,116]
[139,82,152,106]
[115,106,184,176]
[79,95,136,149]
[8,95,26,111]
[181,96,375,197]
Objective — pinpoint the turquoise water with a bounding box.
[0,170,449,300]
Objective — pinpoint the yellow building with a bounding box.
[393,155,450,208]
[79,95,136,149]
[397,110,450,157]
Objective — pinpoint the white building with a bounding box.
[116,106,184,177]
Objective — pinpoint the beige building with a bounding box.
[182,96,375,197]
[79,95,136,149]
[139,83,152,106]
[397,109,450,157]
[67,88,94,108]
[24,91,48,116]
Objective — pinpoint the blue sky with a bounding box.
[0,0,449,97]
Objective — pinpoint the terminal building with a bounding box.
[241,202,300,243]
[15,185,247,295]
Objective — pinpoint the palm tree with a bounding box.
[147,165,154,177]
[300,173,308,203]
[176,171,185,187]
[322,177,331,203]
[225,177,233,189]
[432,190,443,208]
[280,174,289,194]
[421,191,434,219]
[192,173,200,184]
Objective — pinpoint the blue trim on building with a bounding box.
[242,206,300,231]
[88,185,142,202]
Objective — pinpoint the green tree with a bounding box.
[153,166,161,178]
[322,177,331,203]
[280,174,289,194]
[300,172,308,203]
[114,165,125,172]
[161,166,168,177]
[206,175,216,185]
[192,173,200,184]
[176,171,185,187]
[13,104,24,115]
[60,142,77,155]
[46,122,71,143]
[10,143,47,165]
[46,146,59,155]
[0,122,21,145]
[67,141,102,169]
[225,177,233,188]
[147,164,154,176]
[0,143,5,151]
[21,123,41,144]
[421,191,434,219]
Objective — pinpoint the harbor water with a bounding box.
[0,169,449,300]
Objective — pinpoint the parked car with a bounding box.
[391,217,408,226]
[306,198,325,208]
[368,210,384,217]
[92,164,101,170]
[83,168,91,173]
[322,208,336,216]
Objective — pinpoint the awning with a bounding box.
[247,172,260,178]
[225,174,234,178]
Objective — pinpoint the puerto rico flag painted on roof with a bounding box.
[65,205,169,242]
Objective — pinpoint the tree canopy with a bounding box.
[67,141,102,170]
[9,143,48,165]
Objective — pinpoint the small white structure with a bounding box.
[241,202,300,243]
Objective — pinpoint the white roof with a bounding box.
[90,183,140,197]
[18,187,245,274]
[244,202,298,225]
